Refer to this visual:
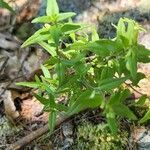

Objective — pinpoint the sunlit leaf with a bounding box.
[21,28,50,47]
[46,0,59,16]
[126,48,137,80]
[16,82,41,88]
[92,28,99,41]
[39,41,56,56]
[58,12,76,21]
[41,65,51,78]
[136,95,147,106]
[139,109,150,124]
[32,16,52,23]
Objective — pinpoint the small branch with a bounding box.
[125,82,150,99]
[0,56,9,74]
[8,114,68,150]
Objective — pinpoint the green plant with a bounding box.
[17,0,150,134]
[74,122,128,150]
[0,0,14,12]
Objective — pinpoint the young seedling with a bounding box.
[17,0,150,134]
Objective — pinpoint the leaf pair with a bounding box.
[67,90,104,116]
[106,90,137,133]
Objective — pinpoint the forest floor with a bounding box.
[0,0,150,149]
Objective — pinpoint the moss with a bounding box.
[74,122,129,150]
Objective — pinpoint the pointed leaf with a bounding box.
[39,41,56,56]
[67,90,104,116]
[61,23,81,33]
[119,89,131,103]
[32,16,52,23]
[50,26,61,45]
[136,95,147,106]
[46,0,59,16]
[92,29,99,41]
[112,104,137,120]
[21,29,51,47]
[33,93,51,105]
[58,12,76,21]
[139,109,150,124]
[16,82,41,88]
[126,48,137,80]
[84,40,120,57]
[107,115,118,134]
[137,45,150,63]
[41,65,51,78]
[97,77,128,91]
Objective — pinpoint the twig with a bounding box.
[125,82,150,99]
[0,56,9,74]
[8,113,68,150]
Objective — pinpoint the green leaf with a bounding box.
[32,93,51,105]
[35,75,41,83]
[67,90,104,116]
[61,23,81,34]
[100,67,114,80]
[50,26,61,45]
[116,18,126,39]
[97,77,128,91]
[46,0,59,16]
[116,18,142,46]
[55,103,68,112]
[41,80,56,96]
[107,115,118,134]
[136,95,147,106]
[133,72,146,86]
[16,82,41,88]
[58,12,76,21]
[139,109,150,124]
[119,89,131,103]
[107,92,121,106]
[107,90,130,106]
[85,40,120,57]
[41,65,51,78]
[21,28,51,47]
[126,48,137,80]
[112,104,137,120]
[137,45,150,63]
[92,28,99,41]
[0,0,14,12]
[39,41,56,56]
[32,16,52,23]
[48,111,57,134]
[108,89,130,104]
[56,62,65,86]
[68,41,86,50]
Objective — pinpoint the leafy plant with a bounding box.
[0,0,14,12]
[17,0,150,134]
